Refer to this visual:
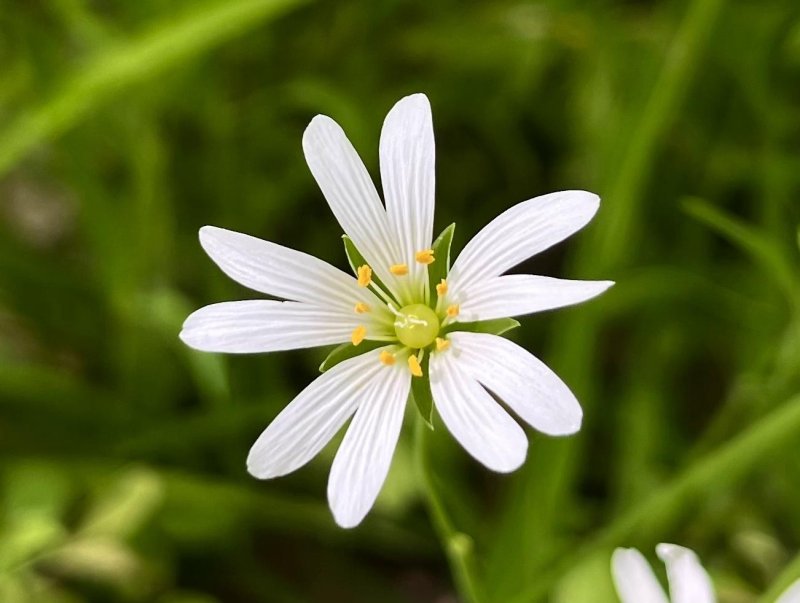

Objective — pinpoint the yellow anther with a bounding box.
[390,263,409,276]
[436,279,448,296]
[407,354,423,377]
[435,337,450,352]
[379,350,396,366]
[415,249,435,265]
[446,304,460,318]
[354,302,370,314]
[357,265,372,287]
[351,325,366,346]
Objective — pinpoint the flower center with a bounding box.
[394,303,439,349]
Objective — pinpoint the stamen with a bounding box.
[446,304,460,318]
[379,350,396,366]
[354,302,370,314]
[390,263,408,276]
[415,249,435,265]
[357,265,372,287]
[436,279,448,296]
[435,337,450,352]
[351,325,367,346]
[407,354,423,377]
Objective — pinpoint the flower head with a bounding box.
[612,544,800,603]
[180,93,613,527]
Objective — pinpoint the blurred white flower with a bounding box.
[612,544,800,603]
[181,93,612,527]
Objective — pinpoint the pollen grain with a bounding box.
[446,304,460,318]
[379,350,396,366]
[351,325,367,346]
[357,265,372,287]
[407,354,423,377]
[354,302,370,314]
[415,249,435,265]
[436,279,448,296]
[390,263,409,276]
[435,337,450,352]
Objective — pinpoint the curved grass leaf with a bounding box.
[0,0,309,177]
[683,197,799,302]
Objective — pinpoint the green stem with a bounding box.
[592,0,727,271]
[414,418,484,603]
[759,552,800,603]
[508,393,800,603]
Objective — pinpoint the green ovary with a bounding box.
[394,303,440,349]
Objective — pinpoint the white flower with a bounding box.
[612,544,800,603]
[180,93,613,528]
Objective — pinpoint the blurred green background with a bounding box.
[1,0,800,601]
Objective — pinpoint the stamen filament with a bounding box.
[365,277,401,309]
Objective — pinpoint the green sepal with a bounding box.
[428,223,455,304]
[442,317,521,337]
[342,235,367,275]
[410,356,434,430]
[319,340,385,373]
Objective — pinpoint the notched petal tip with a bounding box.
[329,503,368,529]
[488,444,527,474]
[177,327,197,349]
[302,114,341,147]
[245,450,279,480]
[655,543,690,559]
[557,189,601,219]
[549,410,583,437]
[198,224,221,249]
[177,310,210,351]
[611,547,641,567]
[197,224,243,261]
[392,92,431,111]
[567,188,601,205]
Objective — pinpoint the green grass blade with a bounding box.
[0,0,309,178]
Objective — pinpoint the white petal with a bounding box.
[448,190,600,289]
[380,93,435,300]
[776,579,800,603]
[611,548,669,603]
[198,226,381,311]
[453,275,614,322]
[656,544,716,603]
[180,300,391,353]
[302,115,405,300]
[247,349,389,478]
[429,347,527,472]
[327,363,411,528]
[447,332,582,436]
